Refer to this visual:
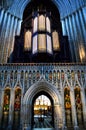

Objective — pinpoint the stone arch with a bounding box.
[23,80,63,129]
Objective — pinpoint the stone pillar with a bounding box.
[70,89,79,130]
[23,103,32,130]
[54,103,63,129]
[8,88,15,129]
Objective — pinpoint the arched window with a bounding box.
[74,86,83,125]
[2,87,10,128]
[64,87,72,127]
[24,30,32,51]
[13,87,21,129]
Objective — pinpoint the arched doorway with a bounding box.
[32,92,54,128]
[23,81,63,130]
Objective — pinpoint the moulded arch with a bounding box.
[23,80,62,105]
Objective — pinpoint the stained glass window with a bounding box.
[14,87,21,111]
[64,87,72,126]
[3,88,10,112]
[13,87,21,129]
[2,87,10,128]
[74,87,83,125]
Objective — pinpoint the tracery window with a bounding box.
[74,87,83,125]
[2,87,10,128]
[13,87,21,128]
[64,87,72,127]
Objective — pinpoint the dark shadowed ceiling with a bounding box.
[0,0,85,19]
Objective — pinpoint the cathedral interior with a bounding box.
[0,0,86,130]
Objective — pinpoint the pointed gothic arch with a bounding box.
[23,80,63,129]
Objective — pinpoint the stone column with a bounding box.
[23,103,32,130]
[70,89,79,130]
[54,103,63,129]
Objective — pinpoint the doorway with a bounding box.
[32,93,54,129]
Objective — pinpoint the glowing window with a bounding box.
[46,16,51,33]
[38,34,46,51]
[38,15,45,31]
[47,35,52,54]
[24,30,32,51]
[52,31,60,50]
[32,35,37,54]
[33,16,38,33]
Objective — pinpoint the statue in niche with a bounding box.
[14,95,21,111]
[65,94,71,109]
[4,94,10,111]
[75,94,82,110]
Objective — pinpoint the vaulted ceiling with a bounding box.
[0,0,86,19]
